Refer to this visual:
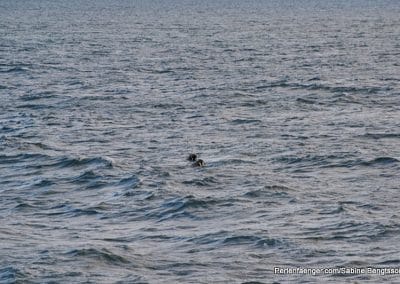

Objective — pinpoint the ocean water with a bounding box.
[1,0,400,283]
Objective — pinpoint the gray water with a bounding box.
[1,0,400,283]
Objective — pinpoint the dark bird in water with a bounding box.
[187,153,205,167]
[188,153,197,161]
[194,159,205,167]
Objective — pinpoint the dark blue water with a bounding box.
[1,0,400,283]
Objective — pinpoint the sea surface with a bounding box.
[1,0,400,283]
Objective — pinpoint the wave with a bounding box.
[2,154,115,173]
[296,97,322,105]
[13,202,36,211]
[71,170,106,190]
[323,156,399,168]
[32,178,55,187]
[16,103,56,110]
[145,195,225,222]
[0,125,17,133]
[296,92,361,106]
[223,235,284,248]
[182,176,218,186]
[291,82,388,94]
[301,221,390,241]
[243,185,294,199]
[275,153,398,169]
[0,266,27,283]
[362,132,400,140]
[317,205,345,215]
[51,156,114,169]
[274,153,344,167]
[360,157,399,166]
[65,248,130,265]
[187,231,286,249]
[45,203,103,217]
[122,190,154,200]
[230,118,262,125]
[0,153,49,165]
[0,66,29,73]
[254,79,389,95]
[377,259,400,265]
[19,91,56,101]
[117,175,141,188]
[213,159,257,167]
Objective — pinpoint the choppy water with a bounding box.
[1,0,400,283]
